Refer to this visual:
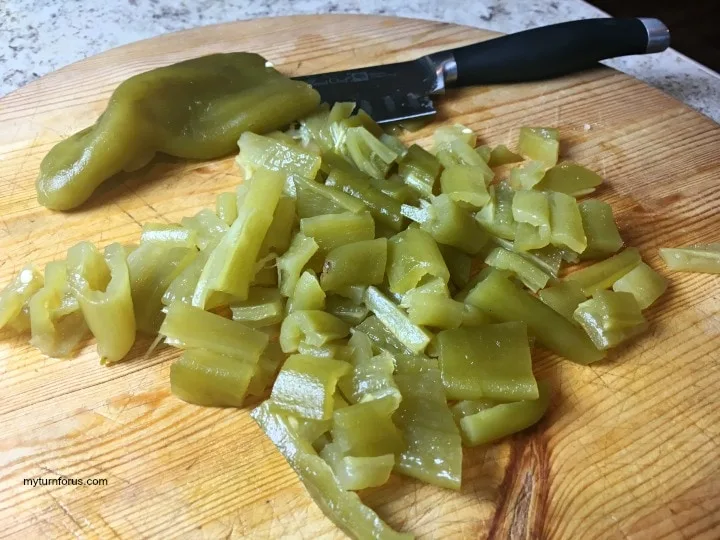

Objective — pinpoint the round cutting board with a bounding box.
[1,15,719,539]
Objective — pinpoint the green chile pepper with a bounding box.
[37,53,319,210]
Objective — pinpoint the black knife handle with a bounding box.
[448,18,669,87]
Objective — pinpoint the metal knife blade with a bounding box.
[292,18,670,125]
[292,55,450,124]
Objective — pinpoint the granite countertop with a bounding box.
[2,0,718,122]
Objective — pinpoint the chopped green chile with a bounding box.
[128,243,197,333]
[393,358,462,490]
[451,398,498,422]
[278,233,320,297]
[535,162,603,197]
[270,354,350,420]
[348,329,374,364]
[461,304,493,326]
[517,127,559,166]
[485,247,551,292]
[170,348,256,407]
[402,195,489,255]
[0,264,44,331]
[398,144,441,198]
[435,140,491,172]
[440,165,491,208]
[456,380,551,446]
[452,268,493,303]
[578,199,623,259]
[475,182,517,240]
[350,108,383,133]
[530,245,564,276]
[395,354,439,374]
[6,111,675,539]
[247,340,288,397]
[344,126,399,179]
[300,211,375,254]
[37,53,320,210]
[162,243,215,306]
[424,335,441,358]
[250,403,413,540]
[339,349,402,405]
[386,227,450,294]
[493,238,563,277]
[36,263,80,321]
[538,281,586,321]
[29,261,88,357]
[558,245,580,264]
[659,244,720,274]
[400,277,450,306]
[475,144,492,163]
[294,175,368,218]
[279,310,350,353]
[466,270,604,364]
[230,287,285,327]
[368,174,416,204]
[591,290,646,331]
[512,190,550,227]
[514,222,551,251]
[573,291,648,350]
[612,262,668,309]
[140,223,198,249]
[67,242,135,364]
[437,323,538,401]
[266,129,302,147]
[439,245,472,289]
[379,133,408,157]
[320,238,387,292]
[215,192,238,226]
[549,191,587,254]
[252,266,279,288]
[180,209,228,250]
[259,197,297,257]
[488,144,523,167]
[404,292,464,329]
[328,101,357,121]
[318,149,356,177]
[193,168,285,307]
[325,294,369,325]
[509,160,546,190]
[332,396,404,457]
[292,416,333,446]
[288,271,326,312]
[298,102,344,151]
[321,443,395,491]
[364,286,432,354]
[237,132,321,179]
[326,169,404,231]
[298,341,353,361]
[323,114,391,158]
[160,302,268,362]
[354,315,413,356]
[565,247,641,296]
[335,285,369,305]
[433,124,476,147]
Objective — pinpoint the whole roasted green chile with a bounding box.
[37,53,320,210]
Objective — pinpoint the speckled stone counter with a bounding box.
[2,0,718,122]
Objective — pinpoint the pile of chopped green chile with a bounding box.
[5,104,719,539]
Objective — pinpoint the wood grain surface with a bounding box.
[1,14,719,540]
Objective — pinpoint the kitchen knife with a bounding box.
[293,17,670,124]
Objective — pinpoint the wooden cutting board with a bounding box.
[1,14,718,539]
